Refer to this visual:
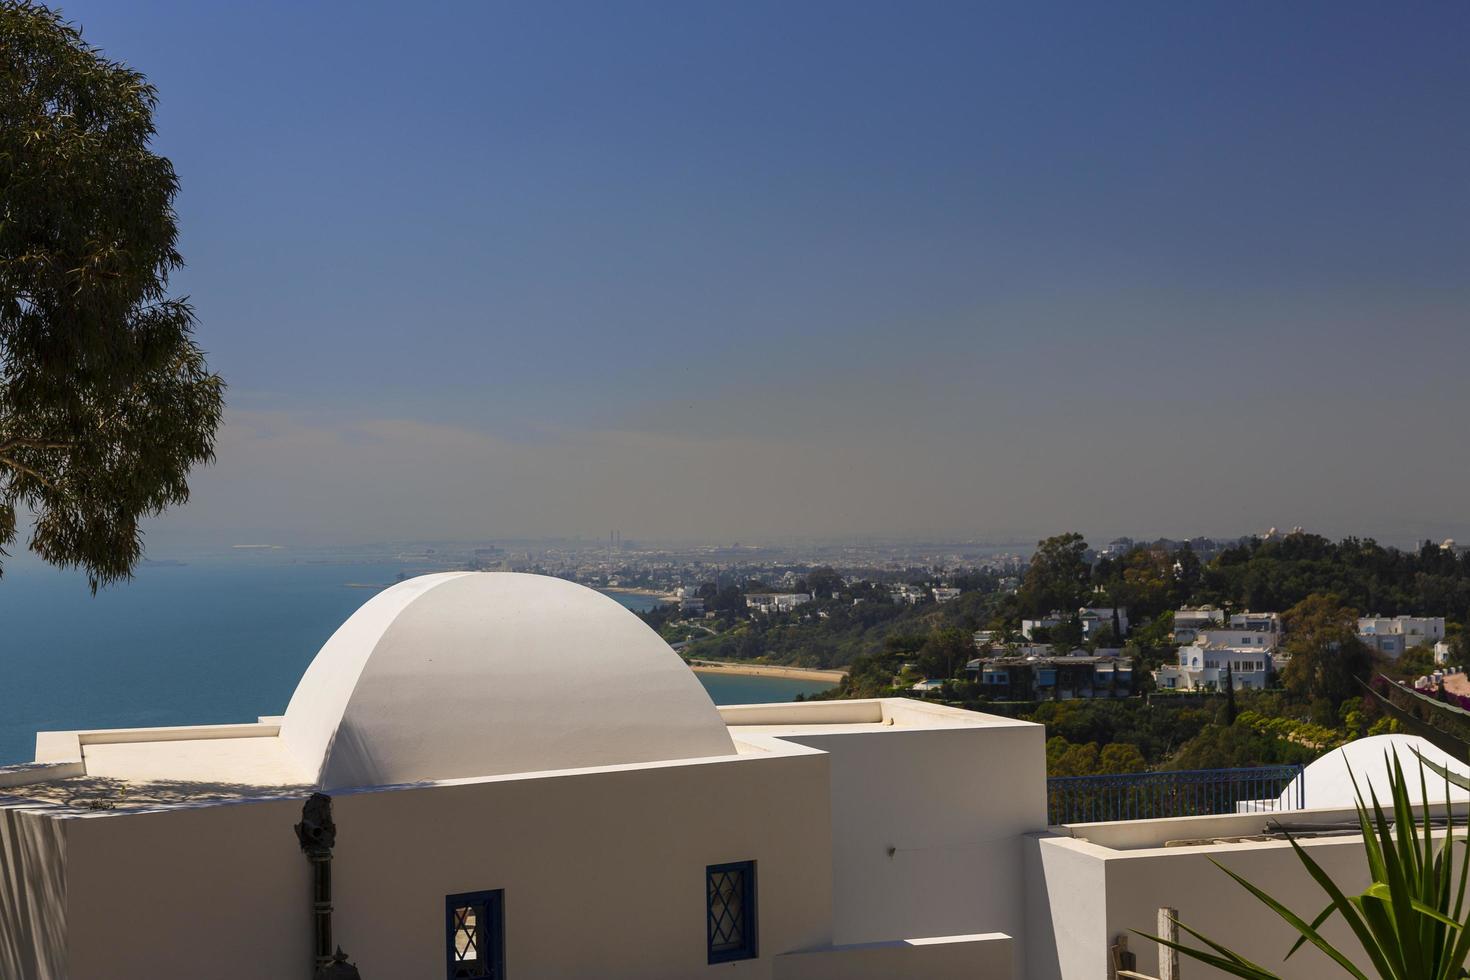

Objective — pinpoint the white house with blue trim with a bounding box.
[0,573,1435,979]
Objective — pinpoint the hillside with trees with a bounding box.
[646,530,1468,776]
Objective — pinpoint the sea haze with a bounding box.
[0,560,830,765]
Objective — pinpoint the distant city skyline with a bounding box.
[53,1,1470,551]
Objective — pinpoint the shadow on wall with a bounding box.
[0,808,67,980]
[1,776,312,812]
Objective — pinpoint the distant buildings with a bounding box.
[1229,610,1283,636]
[889,584,927,605]
[1154,612,1282,692]
[1021,606,1128,640]
[1153,622,1281,692]
[1358,615,1446,659]
[1079,606,1128,638]
[968,653,1133,700]
[1019,614,1063,640]
[932,587,962,603]
[1172,606,1225,643]
[745,592,812,614]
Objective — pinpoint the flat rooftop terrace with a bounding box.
[0,698,1025,813]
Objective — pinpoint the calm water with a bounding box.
[0,561,829,765]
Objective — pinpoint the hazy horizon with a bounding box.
[52,2,1470,552]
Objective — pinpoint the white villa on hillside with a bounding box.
[1153,624,1282,692]
[745,592,812,614]
[1357,614,1446,659]
[0,573,1425,979]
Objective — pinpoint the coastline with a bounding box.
[601,587,677,601]
[688,660,847,684]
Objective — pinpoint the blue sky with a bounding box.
[58,1,1470,546]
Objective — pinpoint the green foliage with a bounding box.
[1390,645,1439,682]
[1027,699,1212,766]
[1018,532,1089,616]
[1149,755,1470,979]
[0,2,223,588]
[1045,735,1146,776]
[1199,534,1470,624]
[1092,546,1187,623]
[1280,594,1374,710]
[1235,710,1349,751]
[1166,722,1316,770]
[683,586,999,670]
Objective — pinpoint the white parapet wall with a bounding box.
[1022,804,1467,980]
[725,698,1048,979]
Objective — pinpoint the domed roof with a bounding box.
[279,572,735,790]
[1279,734,1470,810]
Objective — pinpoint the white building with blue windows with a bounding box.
[1357,615,1446,659]
[0,573,1032,979]
[0,572,1431,979]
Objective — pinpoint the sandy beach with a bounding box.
[687,660,847,683]
[604,587,677,600]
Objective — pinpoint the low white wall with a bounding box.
[773,932,1013,979]
[721,700,885,725]
[777,717,1047,980]
[0,808,67,980]
[1027,831,1384,980]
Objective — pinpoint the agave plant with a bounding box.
[1363,677,1470,791]
[1144,739,1470,977]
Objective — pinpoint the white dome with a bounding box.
[279,572,734,790]
[1279,734,1470,810]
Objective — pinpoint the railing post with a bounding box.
[1157,907,1179,980]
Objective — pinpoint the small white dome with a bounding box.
[279,572,734,789]
[1280,734,1470,810]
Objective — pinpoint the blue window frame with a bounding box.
[446,889,504,979]
[706,861,757,964]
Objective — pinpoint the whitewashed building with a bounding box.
[745,592,812,614]
[1154,627,1278,691]
[0,572,1436,980]
[0,574,1032,980]
[1357,615,1446,659]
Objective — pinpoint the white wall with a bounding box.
[65,796,310,979]
[55,749,833,979]
[331,752,834,979]
[1023,831,1107,980]
[777,719,1047,980]
[1026,827,1389,980]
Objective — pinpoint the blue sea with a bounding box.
[0,558,832,766]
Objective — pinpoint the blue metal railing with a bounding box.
[1047,764,1305,824]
